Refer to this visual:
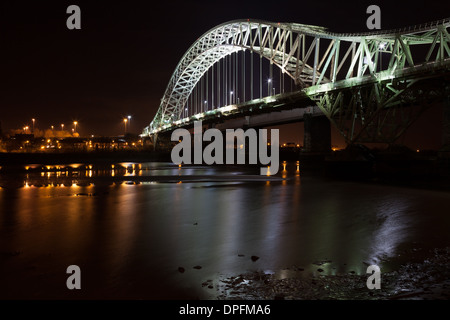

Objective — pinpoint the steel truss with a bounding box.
[314,75,450,143]
[143,18,450,144]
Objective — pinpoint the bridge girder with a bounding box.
[143,18,450,144]
[313,71,450,144]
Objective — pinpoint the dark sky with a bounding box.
[0,0,449,147]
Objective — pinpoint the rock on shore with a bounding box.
[214,247,450,300]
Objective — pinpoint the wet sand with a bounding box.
[209,247,450,300]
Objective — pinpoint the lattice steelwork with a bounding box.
[142,18,450,144]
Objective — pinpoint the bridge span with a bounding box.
[142,18,450,150]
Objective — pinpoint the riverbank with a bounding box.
[212,247,450,300]
[0,149,300,169]
[2,150,450,192]
[0,150,172,166]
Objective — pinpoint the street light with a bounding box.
[73,121,78,133]
[267,79,272,96]
[230,91,233,104]
[32,118,35,133]
[127,116,131,133]
[61,124,64,131]
[123,118,128,135]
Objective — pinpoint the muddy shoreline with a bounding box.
[209,247,450,300]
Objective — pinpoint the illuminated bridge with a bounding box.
[141,18,450,151]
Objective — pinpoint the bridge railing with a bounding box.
[331,17,450,38]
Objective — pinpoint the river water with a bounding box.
[1,161,450,299]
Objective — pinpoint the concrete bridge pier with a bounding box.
[303,114,331,154]
[442,90,450,150]
[440,87,450,166]
[152,133,158,151]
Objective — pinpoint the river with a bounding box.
[1,161,450,299]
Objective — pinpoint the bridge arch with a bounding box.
[149,19,325,133]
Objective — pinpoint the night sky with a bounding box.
[1,0,449,148]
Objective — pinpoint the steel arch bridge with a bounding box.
[142,18,450,144]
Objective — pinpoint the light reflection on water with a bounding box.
[0,162,450,299]
[369,198,413,265]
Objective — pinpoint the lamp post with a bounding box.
[73,121,78,133]
[127,116,131,133]
[123,118,128,135]
[267,79,272,96]
[61,124,64,132]
[32,118,35,134]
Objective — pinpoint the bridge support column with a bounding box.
[303,114,331,153]
[442,91,450,149]
[151,133,158,151]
